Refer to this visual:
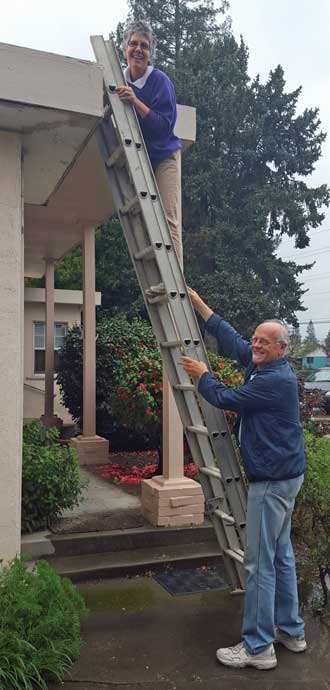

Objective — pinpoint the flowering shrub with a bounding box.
[94,457,198,484]
[57,313,243,449]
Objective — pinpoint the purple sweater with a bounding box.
[126,67,181,168]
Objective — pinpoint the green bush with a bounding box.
[294,429,330,604]
[57,314,243,449]
[22,421,86,533]
[0,558,87,690]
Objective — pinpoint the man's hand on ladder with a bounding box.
[179,356,208,380]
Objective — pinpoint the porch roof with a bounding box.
[0,41,196,278]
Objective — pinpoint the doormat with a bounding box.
[152,565,229,596]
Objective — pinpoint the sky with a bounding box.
[2,0,330,339]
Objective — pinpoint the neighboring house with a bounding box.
[301,347,330,369]
[0,38,199,565]
[24,288,101,423]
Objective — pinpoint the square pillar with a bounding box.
[141,369,204,526]
[0,132,23,563]
[41,259,62,429]
[71,226,108,465]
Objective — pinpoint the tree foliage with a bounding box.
[302,318,319,354]
[52,0,329,338]
[117,0,329,335]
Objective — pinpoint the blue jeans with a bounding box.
[242,475,305,655]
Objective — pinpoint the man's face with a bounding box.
[251,323,286,367]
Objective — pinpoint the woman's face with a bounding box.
[125,32,151,77]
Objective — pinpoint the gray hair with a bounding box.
[122,20,156,61]
[262,319,289,351]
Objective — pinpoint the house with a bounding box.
[24,288,101,424]
[301,347,330,369]
[0,37,200,565]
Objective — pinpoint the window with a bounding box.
[33,322,67,374]
[306,357,314,364]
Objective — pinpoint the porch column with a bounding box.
[71,226,108,465]
[0,132,23,563]
[42,259,61,428]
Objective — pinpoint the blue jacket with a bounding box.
[198,314,306,482]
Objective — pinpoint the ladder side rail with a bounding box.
[98,76,248,536]
[92,35,247,587]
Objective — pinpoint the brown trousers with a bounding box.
[154,149,183,269]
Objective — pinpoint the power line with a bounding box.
[302,273,330,283]
[279,227,330,246]
[304,289,330,296]
[282,246,330,260]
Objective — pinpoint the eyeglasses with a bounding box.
[128,40,150,51]
[250,336,272,346]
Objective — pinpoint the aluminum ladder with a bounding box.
[91,35,247,591]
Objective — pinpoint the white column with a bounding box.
[71,226,108,464]
[43,259,56,426]
[82,226,96,437]
[0,132,23,563]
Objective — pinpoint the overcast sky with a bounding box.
[2,0,330,339]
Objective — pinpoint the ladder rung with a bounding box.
[146,294,168,305]
[119,196,140,215]
[160,340,182,349]
[187,425,209,436]
[225,549,244,565]
[106,146,125,168]
[200,466,222,480]
[134,246,155,261]
[214,509,235,525]
[174,383,195,391]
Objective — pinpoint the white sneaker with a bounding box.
[216,641,277,670]
[274,627,307,653]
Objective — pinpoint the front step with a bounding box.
[49,523,218,558]
[45,541,223,582]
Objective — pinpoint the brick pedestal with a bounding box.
[141,476,205,526]
[70,434,109,465]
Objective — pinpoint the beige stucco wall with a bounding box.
[0,132,23,563]
[23,300,82,424]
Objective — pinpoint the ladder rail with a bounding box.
[91,35,247,590]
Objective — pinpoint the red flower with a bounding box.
[145,408,151,416]
[139,383,146,390]
[223,379,228,385]
[219,363,225,369]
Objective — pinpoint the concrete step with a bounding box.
[49,523,218,557]
[45,541,223,582]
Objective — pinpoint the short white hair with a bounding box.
[122,20,156,61]
[262,319,289,351]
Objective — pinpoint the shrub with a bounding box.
[0,558,87,690]
[294,429,330,605]
[57,314,243,449]
[22,421,86,533]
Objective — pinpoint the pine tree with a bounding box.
[303,319,319,354]
[323,329,330,360]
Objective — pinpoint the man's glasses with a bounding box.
[128,40,150,51]
[250,336,272,346]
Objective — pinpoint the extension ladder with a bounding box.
[91,35,247,591]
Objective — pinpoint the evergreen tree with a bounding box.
[53,1,329,337]
[323,329,330,359]
[289,325,302,358]
[115,0,329,335]
[302,319,319,354]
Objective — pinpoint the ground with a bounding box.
[49,574,330,690]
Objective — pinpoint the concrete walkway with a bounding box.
[52,466,148,532]
[50,574,330,690]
